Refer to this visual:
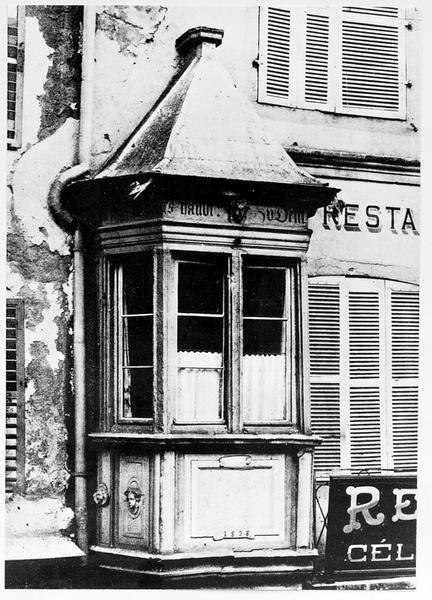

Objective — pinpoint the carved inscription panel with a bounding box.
[118,455,150,548]
[180,453,286,550]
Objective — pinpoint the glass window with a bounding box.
[117,255,154,419]
[108,251,299,429]
[176,258,225,423]
[242,265,290,422]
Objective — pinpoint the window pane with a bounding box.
[242,264,290,422]
[117,254,154,421]
[123,256,153,315]
[178,316,223,353]
[178,261,223,314]
[243,267,286,317]
[177,366,223,422]
[176,258,225,423]
[123,316,153,366]
[123,368,153,419]
[243,320,285,355]
[177,315,224,420]
[243,320,286,421]
[243,355,286,421]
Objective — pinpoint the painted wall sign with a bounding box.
[322,204,419,233]
[325,475,416,574]
[163,200,308,229]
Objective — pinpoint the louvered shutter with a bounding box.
[340,7,402,116]
[389,287,419,471]
[305,12,330,105]
[259,6,405,118]
[7,6,24,148]
[309,283,341,473]
[260,7,291,102]
[309,278,419,479]
[6,300,25,493]
[347,286,385,472]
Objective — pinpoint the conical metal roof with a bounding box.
[95,27,330,192]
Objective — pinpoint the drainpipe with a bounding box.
[48,5,96,555]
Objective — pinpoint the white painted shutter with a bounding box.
[341,7,402,115]
[309,283,341,473]
[348,287,384,472]
[390,287,419,471]
[309,278,419,478]
[305,12,330,105]
[262,7,291,101]
[260,6,405,118]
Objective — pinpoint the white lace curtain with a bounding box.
[177,351,223,421]
[243,354,286,421]
[176,351,286,422]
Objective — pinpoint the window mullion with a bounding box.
[115,264,122,424]
[230,251,242,433]
[286,266,292,422]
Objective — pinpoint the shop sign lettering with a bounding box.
[325,476,416,574]
[323,204,418,233]
[163,200,307,227]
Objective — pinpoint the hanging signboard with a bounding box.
[325,475,416,576]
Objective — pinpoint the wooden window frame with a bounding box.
[241,261,296,426]
[258,5,407,120]
[173,253,228,427]
[309,276,419,480]
[6,299,26,494]
[108,251,156,430]
[104,248,302,434]
[7,5,25,149]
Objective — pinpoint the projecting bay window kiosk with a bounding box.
[63,27,339,584]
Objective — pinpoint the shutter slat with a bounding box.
[343,7,399,18]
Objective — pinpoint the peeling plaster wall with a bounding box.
[26,5,81,141]
[6,6,82,545]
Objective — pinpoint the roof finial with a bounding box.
[175,26,224,58]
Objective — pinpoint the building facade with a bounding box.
[6,4,420,587]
